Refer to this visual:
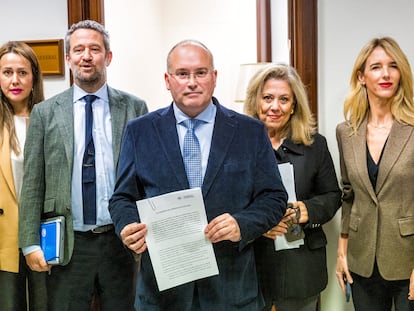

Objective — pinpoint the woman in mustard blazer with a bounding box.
[336,37,414,311]
[0,41,46,310]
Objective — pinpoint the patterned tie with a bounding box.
[182,119,203,188]
[82,95,97,224]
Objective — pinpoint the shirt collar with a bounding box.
[173,100,216,125]
[73,83,109,103]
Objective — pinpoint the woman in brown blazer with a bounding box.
[0,41,46,310]
[336,37,414,311]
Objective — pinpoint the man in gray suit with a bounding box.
[19,20,147,310]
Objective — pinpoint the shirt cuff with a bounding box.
[22,245,41,256]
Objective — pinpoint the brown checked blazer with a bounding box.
[0,128,20,273]
[337,117,414,280]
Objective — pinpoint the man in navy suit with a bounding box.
[109,39,287,311]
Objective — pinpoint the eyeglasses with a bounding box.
[169,69,211,81]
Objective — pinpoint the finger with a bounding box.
[205,213,229,232]
[335,272,346,293]
[208,219,239,242]
[263,232,277,240]
[208,224,229,242]
[124,232,145,249]
[130,240,147,254]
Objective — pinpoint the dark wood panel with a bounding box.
[289,0,318,120]
[256,0,272,62]
[68,0,105,25]
[67,0,105,85]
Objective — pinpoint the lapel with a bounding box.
[202,99,237,197]
[153,105,189,188]
[54,88,75,170]
[0,127,17,200]
[351,118,378,203]
[107,87,127,166]
[153,99,238,193]
[376,121,413,194]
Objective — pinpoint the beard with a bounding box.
[74,69,102,86]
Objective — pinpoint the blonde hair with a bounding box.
[344,36,414,133]
[244,63,316,145]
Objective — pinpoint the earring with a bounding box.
[290,109,294,115]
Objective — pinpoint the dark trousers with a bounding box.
[351,262,414,311]
[47,230,138,311]
[261,294,319,311]
[0,251,47,311]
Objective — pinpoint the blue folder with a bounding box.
[40,216,65,265]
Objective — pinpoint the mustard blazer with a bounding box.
[0,128,19,273]
[337,118,414,280]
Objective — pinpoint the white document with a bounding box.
[136,188,219,291]
[275,163,305,251]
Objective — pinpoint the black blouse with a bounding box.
[366,140,387,189]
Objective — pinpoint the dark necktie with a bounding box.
[82,94,97,225]
[182,119,203,188]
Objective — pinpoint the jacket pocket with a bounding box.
[43,198,56,214]
[398,216,414,236]
[349,215,360,232]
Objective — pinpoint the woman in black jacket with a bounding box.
[244,63,341,311]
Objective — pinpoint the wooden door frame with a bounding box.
[67,0,104,85]
[67,0,105,26]
[257,0,318,120]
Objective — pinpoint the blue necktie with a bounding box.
[82,95,97,225]
[182,119,203,188]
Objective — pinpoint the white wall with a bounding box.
[104,0,257,113]
[0,0,69,98]
[318,1,414,310]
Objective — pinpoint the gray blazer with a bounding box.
[19,86,148,265]
[337,117,414,280]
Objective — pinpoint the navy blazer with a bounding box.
[254,134,341,299]
[109,98,287,311]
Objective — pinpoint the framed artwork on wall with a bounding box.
[24,39,64,76]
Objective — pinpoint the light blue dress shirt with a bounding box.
[173,101,216,181]
[72,84,114,231]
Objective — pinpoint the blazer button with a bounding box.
[0,209,4,215]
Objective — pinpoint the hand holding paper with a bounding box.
[136,188,219,291]
[120,222,147,254]
[204,212,241,243]
[274,163,305,250]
